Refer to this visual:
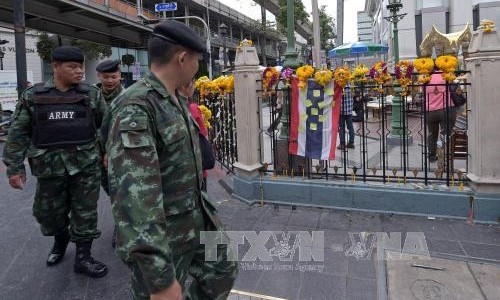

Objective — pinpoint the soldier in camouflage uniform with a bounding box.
[95,59,123,106]
[2,46,108,278]
[105,21,237,300]
[95,59,123,248]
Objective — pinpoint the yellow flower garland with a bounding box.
[435,55,458,82]
[262,67,280,96]
[195,75,235,98]
[199,104,212,129]
[333,66,351,88]
[195,76,211,99]
[413,57,434,84]
[296,65,315,90]
[314,68,333,87]
[478,19,495,33]
[395,60,414,96]
[351,64,369,84]
[212,75,235,95]
[369,62,391,93]
[239,39,253,47]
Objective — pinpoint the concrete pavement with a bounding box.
[0,142,499,300]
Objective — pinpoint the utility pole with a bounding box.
[311,0,321,68]
[261,5,267,66]
[13,0,27,98]
[336,0,344,46]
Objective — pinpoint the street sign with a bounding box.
[154,2,177,12]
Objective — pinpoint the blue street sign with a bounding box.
[155,2,177,12]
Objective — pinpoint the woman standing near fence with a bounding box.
[426,73,457,163]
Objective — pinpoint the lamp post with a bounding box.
[383,0,408,144]
[283,0,299,69]
[0,50,4,70]
[277,43,282,66]
[219,22,228,70]
[279,0,299,140]
[0,39,8,71]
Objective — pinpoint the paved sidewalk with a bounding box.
[0,143,499,299]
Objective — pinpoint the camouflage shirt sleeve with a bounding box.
[107,104,175,294]
[91,86,108,155]
[91,86,107,129]
[2,91,32,177]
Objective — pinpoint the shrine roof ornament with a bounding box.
[420,24,472,57]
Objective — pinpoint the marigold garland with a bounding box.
[239,39,253,47]
[435,55,458,82]
[195,76,211,100]
[333,66,351,88]
[394,60,414,96]
[369,62,391,93]
[195,75,235,99]
[413,57,434,84]
[262,67,280,96]
[212,75,234,95]
[296,65,315,90]
[478,19,495,33]
[198,104,212,129]
[351,64,369,84]
[314,68,334,87]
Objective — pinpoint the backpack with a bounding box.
[450,83,467,107]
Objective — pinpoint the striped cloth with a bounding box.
[289,78,342,160]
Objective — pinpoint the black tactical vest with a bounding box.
[32,83,96,148]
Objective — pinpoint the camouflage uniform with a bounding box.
[105,73,237,300]
[95,83,123,195]
[96,83,123,106]
[2,79,107,242]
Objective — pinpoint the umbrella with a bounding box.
[328,41,389,58]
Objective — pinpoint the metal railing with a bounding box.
[259,73,470,187]
[195,92,237,171]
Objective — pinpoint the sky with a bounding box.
[216,0,367,44]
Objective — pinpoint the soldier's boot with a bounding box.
[46,228,70,266]
[74,241,108,278]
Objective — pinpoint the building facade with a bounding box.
[0,24,43,83]
[365,0,500,60]
[357,11,374,42]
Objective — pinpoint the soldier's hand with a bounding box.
[9,174,26,190]
[150,280,182,300]
[103,154,108,170]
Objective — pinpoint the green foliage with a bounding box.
[277,0,310,35]
[71,39,112,60]
[121,54,135,66]
[36,33,112,62]
[36,32,57,62]
[319,5,337,52]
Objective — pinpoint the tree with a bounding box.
[319,5,336,52]
[71,39,112,60]
[277,0,310,35]
[36,33,112,62]
[36,32,57,62]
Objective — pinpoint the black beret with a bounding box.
[52,46,84,63]
[96,59,121,73]
[152,20,207,53]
